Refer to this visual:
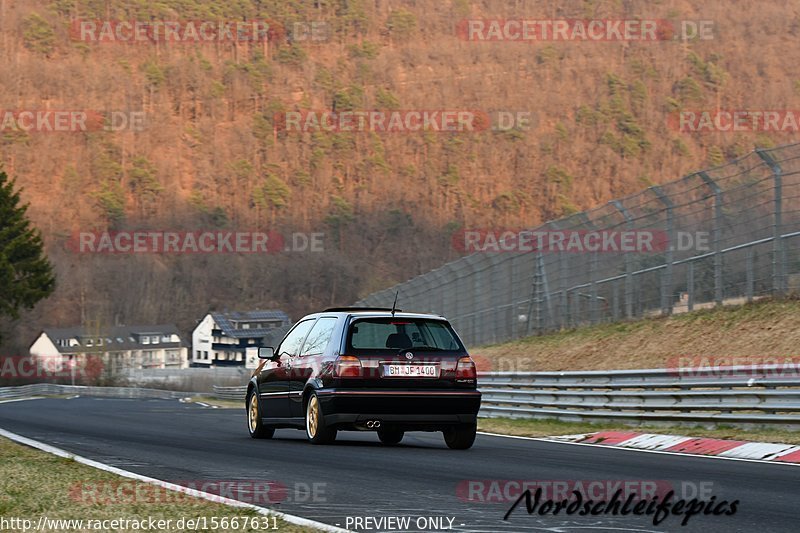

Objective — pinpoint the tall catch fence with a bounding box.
[357,144,800,347]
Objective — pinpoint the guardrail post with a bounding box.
[757,149,785,295]
[611,200,634,318]
[698,172,723,306]
[651,186,674,316]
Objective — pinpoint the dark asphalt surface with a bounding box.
[0,397,797,532]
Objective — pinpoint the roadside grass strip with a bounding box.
[0,429,347,532]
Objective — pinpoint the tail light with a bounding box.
[334,355,362,378]
[455,356,476,380]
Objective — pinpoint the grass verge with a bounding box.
[478,417,800,445]
[477,297,800,371]
[0,437,316,532]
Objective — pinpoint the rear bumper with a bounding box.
[317,389,481,429]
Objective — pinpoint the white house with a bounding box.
[29,325,189,374]
[192,310,290,367]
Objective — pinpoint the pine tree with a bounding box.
[0,172,55,322]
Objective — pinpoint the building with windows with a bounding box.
[28,325,188,373]
[191,310,291,367]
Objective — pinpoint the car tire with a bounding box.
[305,392,337,444]
[377,428,404,445]
[443,424,476,450]
[247,390,275,439]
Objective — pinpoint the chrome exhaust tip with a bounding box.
[373,421,381,428]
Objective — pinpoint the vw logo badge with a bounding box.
[405,352,414,360]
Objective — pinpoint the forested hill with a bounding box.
[1,0,797,349]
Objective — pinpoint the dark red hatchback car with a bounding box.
[246,308,481,449]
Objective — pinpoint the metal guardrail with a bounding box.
[212,385,247,401]
[0,383,245,402]
[0,384,203,400]
[478,365,800,426]
[5,368,800,428]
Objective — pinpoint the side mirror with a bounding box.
[258,346,275,360]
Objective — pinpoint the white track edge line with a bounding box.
[0,427,351,533]
[477,431,800,467]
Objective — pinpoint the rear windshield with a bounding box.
[347,317,464,352]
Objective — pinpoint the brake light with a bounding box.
[455,356,476,380]
[334,355,362,378]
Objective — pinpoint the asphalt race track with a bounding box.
[0,397,797,532]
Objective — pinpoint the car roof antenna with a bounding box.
[391,291,399,316]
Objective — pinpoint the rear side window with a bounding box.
[300,317,338,356]
[347,318,463,352]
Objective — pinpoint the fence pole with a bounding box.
[541,224,561,329]
[510,256,522,339]
[651,186,674,316]
[746,246,754,302]
[487,254,506,344]
[467,259,480,344]
[441,264,458,331]
[547,219,569,329]
[578,213,600,324]
[526,252,546,335]
[505,256,514,341]
[571,287,580,326]
[757,149,785,296]
[611,200,634,318]
[699,172,723,306]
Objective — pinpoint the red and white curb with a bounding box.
[550,431,800,463]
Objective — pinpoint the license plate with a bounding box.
[383,364,439,378]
